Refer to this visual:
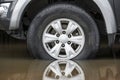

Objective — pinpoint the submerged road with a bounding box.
[0,30,120,80]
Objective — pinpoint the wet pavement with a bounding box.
[0,30,120,80]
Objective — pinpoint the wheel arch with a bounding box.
[93,0,117,34]
[9,0,117,45]
[9,0,31,30]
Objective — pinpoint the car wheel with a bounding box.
[27,4,99,60]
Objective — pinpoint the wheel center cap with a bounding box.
[59,35,68,43]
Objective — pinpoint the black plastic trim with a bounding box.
[108,33,116,47]
[0,18,10,30]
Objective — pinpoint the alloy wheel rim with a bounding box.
[42,18,85,59]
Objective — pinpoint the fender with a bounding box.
[10,0,31,30]
[9,0,117,34]
[93,0,117,34]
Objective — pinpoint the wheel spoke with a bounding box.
[43,18,85,59]
[49,62,62,76]
[69,74,83,80]
[64,62,76,76]
[51,20,62,34]
[65,44,76,57]
[66,22,78,34]
[43,33,58,43]
[50,43,62,56]
[69,36,83,45]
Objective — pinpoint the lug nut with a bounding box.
[62,31,66,34]
[68,34,71,38]
[62,44,65,47]
[67,41,71,44]
[56,40,59,44]
[56,34,60,37]
[56,75,60,79]
[62,72,65,75]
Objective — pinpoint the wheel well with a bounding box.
[21,0,108,42]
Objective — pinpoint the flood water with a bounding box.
[0,30,120,80]
[0,59,120,80]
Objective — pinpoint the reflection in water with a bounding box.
[99,65,120,80]
[0,59,120,80]
[100,68,116,80]
[43,60,85,80]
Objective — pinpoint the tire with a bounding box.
[27,3,99,60]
